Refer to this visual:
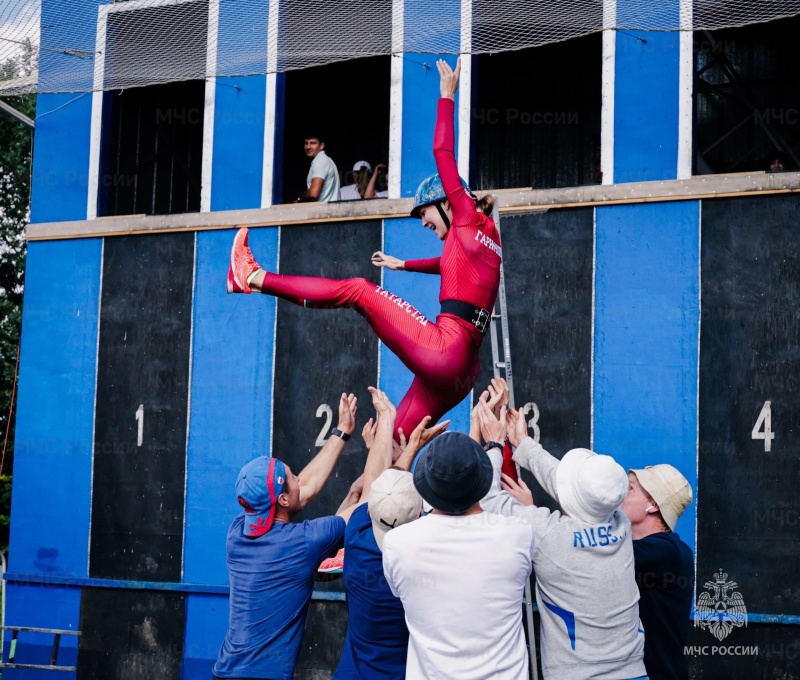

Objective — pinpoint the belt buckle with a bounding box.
[472,308,490,334]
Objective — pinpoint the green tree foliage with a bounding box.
[1,40,36,551]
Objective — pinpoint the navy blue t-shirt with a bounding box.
[333,503,408,680]
[214,514,345,680]
[633,531,694,680]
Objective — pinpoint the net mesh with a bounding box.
[1,0,799,94]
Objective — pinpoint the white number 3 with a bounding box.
[751,400,774,452]
[521,402,541,443]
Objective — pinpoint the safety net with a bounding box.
[0,0,799,94]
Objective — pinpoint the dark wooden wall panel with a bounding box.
[699,194,800,615]
[91,233,194,582]
[273,222,381,526]
[475,208,594,511]
[77,589,186,680]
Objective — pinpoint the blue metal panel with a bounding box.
[10,240,101,577]
[399,0,461,198]
[594,202,699,553]
[183,228,279,585]
[2,584,80,680]
[381,218,471,436]
[30,0,106,222]
[211,0,269,210]
[182,594,229,679]
[613,29,680,183]
[210,76,267,211]
[29,94,94,223]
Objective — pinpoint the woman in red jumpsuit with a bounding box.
[227,58,502,441]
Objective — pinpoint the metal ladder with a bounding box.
[488,200,539,680]
[0,626,80,672]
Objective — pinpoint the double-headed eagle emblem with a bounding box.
[695,569,748,641]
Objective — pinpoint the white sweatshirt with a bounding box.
[383,511,535,679]
[481,439,647,680]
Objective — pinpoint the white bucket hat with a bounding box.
[629,464,692,531]
[368,468,422,551]
[556,448,628,524]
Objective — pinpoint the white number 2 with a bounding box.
[315,404,333,447]
[751,400,774,452]
[135,403,144,447]
[521,402,541,443]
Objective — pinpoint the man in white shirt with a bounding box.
[296,133,340,202]
[382,430,534,680]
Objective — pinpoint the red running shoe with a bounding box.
[227,227,260,294]
[318,548,344,574]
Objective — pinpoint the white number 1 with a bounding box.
[135,404,144,447]
[751,401,774,452]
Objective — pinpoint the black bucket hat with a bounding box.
[413,432,493,514]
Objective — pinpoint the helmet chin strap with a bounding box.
[434,202,451,229]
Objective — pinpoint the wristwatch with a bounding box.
[483,441,503,452]
[330,427,351,442]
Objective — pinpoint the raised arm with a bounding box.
[507,407,560,502]
[433,58,477,221]
[338,387,397,522]
[297,393,357,508]
[364,163,386,199]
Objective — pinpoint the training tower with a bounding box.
[4,0,800,677]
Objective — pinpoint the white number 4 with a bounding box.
[751,401,774,452]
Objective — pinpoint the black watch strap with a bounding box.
[330,427,351,442]
[484,441,503,452]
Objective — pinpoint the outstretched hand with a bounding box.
[371,251,405,270]
[361,417,378,450]
[477,399,506,444]
[368,386,397,420]
[502,473,533,507]
[395,416,450,471]
[437,57,461,100]
[505,407,529,448]
[337,393,358,435]
[486,377,510,418]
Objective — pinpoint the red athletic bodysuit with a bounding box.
[259,98,502,439]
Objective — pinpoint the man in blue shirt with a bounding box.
[213,393,360,680]
[334,389,448,680]
[621,464,694,680]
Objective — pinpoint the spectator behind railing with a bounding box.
[296,131,340,202]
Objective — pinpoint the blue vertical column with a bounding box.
[209,0,268,211]
[184,3,279,677]
[593,203,699,551]
[594,0,699,550]
[6,240,101,673]
[613,0,681,183]
[6,0,105,669]
[380,0,470,434]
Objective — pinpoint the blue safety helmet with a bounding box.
[410,174,473,218]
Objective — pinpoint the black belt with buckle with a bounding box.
[440,299,491,335]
